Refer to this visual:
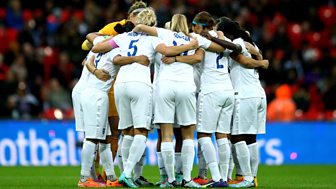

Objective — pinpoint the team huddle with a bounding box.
[72,1,269,188]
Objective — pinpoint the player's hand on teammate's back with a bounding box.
[188,38,199,50]
[161,56,175,64]
[94,69,111,81]
[136,55,150,66]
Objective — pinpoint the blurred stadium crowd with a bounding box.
[0,0,335,121]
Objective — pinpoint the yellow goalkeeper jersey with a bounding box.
[81,19,127,51]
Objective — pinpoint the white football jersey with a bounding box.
[73,37,106,93]
[86,47,120,92]
[200,30,233,93]
[112,32,163,86]
[156,28,208,84]
[72,52,93,93]
[229,38,265,98]
[189,32,212,90]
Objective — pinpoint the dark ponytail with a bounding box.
[217,17,254,44]
[238,29,253,44]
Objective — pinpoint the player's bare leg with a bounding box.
[108,116,120,160]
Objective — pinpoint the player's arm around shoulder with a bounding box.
[156,38,199,56]
[132,24,158,36]
[162,48,204,65]
[230,52,269,69]
[113,55,150,66]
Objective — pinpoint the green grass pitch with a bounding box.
[1,165,336,189]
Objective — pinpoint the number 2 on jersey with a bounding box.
[216,52,224,69]
[95,53,103,67]
[128,39,139,56]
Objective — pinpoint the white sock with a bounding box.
[161,142,175,183]
[228,141,235,180]
[157,152,167,177]
[90,142,99,180]
[134,149,146,179]
[175,152,182,174]
[124,135,147,178]
[80,140,97,177]
[182,139,195,181]
[216,138,231,181]
[99,143,116,178]
[248,143,259,177]
[231,143,242,176]
[197,142,207,179]
[121,135,134,170]
[199,137,221,182]
[117,135,124,172]
[234,141,253,182]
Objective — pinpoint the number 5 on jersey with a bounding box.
[128,39,139,56]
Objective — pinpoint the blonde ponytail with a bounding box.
[170,14,189,36]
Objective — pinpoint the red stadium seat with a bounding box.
[0,8,6,20]
[60,9,71,23]
[23,9,33,22]
[6,28,18,43]
[73,10,84,22]
[318,6,336,27]
[287,23,303,49]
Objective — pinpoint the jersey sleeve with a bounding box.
[108,48,121,60]
[99,19,126,36]
[233,38,248,54]
[156,28,170,40]
[93,36,106,45]
[111,33,125,47]
[193,33,211,49]
[151,36,164,50]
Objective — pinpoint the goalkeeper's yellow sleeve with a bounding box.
[81,19,127,51]
[99,19,126,35]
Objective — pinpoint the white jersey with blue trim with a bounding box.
[200,30,233,93]
[156,28,203,84]
[73,37,106,93]
[189,32,212,90]
[229,38,265,98]
[86,46,120,92]
[113,32,163,86]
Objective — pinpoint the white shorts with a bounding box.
[231,97,267,135]
[80,88,111,140]
[154,80,196,126]
[114,82,153,130]
[197,90,234,134]
[72,90,84,132]
[152,85,180,129]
